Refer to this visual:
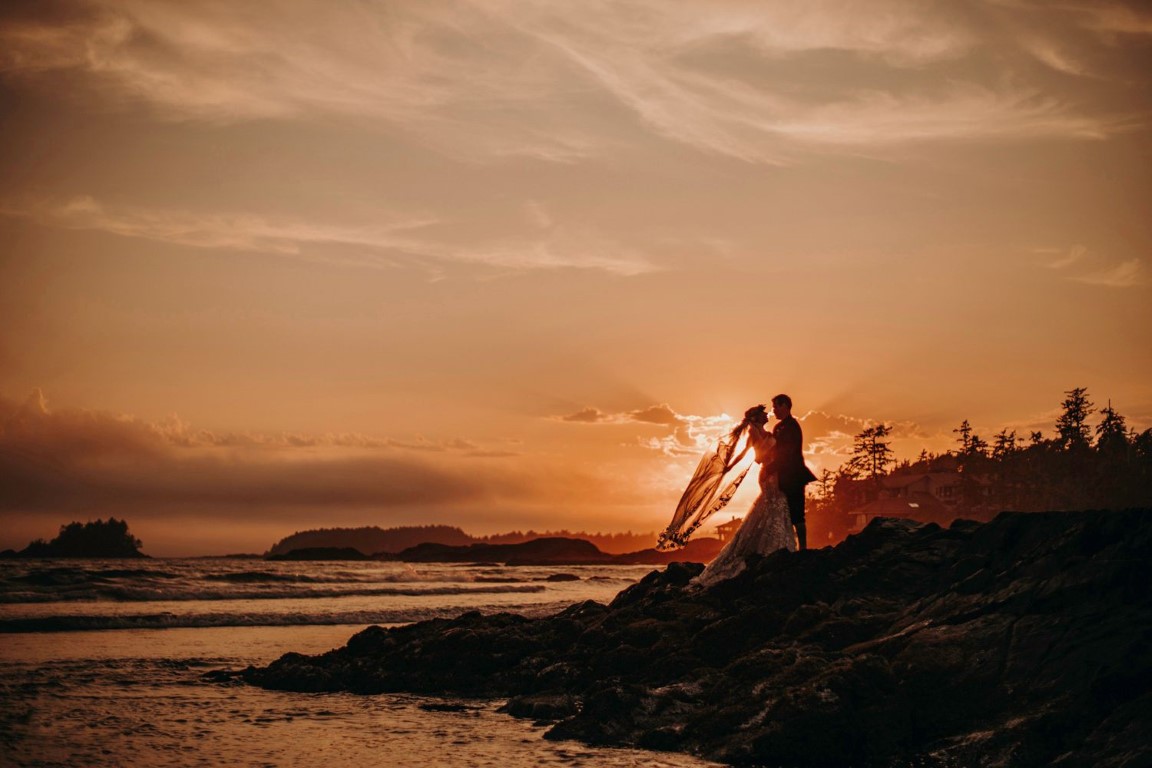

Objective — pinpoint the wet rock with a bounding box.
[499,693,579,721]
[418,702,480,713]
[241,509,1152,767]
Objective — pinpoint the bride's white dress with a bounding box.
[693,478,796,587]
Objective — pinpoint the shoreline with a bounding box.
[237,509,1152,767]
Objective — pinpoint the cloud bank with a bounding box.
[0,390,579,541]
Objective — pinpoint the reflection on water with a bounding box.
[1,590,722,767]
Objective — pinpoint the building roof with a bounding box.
[882,470,960,490]
[851,492,954,525]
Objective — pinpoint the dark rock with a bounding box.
[613,537,725,565]
[499,693,579,721]
[238,509,1152,767]
[543,573,581,582]
[418,702,480,713]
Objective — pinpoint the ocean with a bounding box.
[0,558,721,768]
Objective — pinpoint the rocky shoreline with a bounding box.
[232,509,1151,767]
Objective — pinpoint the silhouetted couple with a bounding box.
[695,394,816,586]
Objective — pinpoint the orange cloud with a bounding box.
[557,402,684,426]
[0,391,624,549]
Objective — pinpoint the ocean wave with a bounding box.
[4,567,181,587]
[0,583,548,604]
[0,599,582,634]
[202,571,330,584]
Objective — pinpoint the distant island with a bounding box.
[1,518,147,559]
[267,547,370,561]
[269,535,725,566]
[267,525,472,557]
[266,525,657,558]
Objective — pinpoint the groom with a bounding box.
[770,394,817,550]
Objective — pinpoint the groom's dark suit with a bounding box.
[772,416,817,548]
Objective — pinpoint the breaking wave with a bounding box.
[0,598,586,633]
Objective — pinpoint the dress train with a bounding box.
[693,485,796,587]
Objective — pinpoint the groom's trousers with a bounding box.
[782,486,807,550]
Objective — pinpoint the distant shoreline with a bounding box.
[267,536,726,565]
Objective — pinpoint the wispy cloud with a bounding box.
[0,1,608,162]
[1018,35,1088,76]
[511,3,1122,161]
[1037,245,1143,288]
[1067,1,1152,36]
[0,0,1138,166]
[1040,244,1089,269]
[0,195,656,275]
[20,195,437,256]
[1075,258,1143,288]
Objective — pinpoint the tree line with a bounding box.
[809,388,1152,540]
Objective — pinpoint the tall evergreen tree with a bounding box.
[953,420,974,453]
[1095,401,1129,457]
[1056,387,1095,450]
[848,424,895,483]
[992,429,1018,460]
[815,468,836,501]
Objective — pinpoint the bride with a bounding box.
[693,405,797,587]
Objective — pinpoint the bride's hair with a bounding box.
[744,404,768,423]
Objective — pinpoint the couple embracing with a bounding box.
[693,394,817,587]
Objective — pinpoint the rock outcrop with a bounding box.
[238,510,1152,767]
[6,518,147,558]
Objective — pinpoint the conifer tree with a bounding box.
[1056,387,1095,450]
[1095,401,1128,457]
[848,424,894,489]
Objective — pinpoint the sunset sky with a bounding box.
[2,0,1150,555]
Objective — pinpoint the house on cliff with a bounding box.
[848,494,955,529]
[842,467,979,530]
[714,517,743,543]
